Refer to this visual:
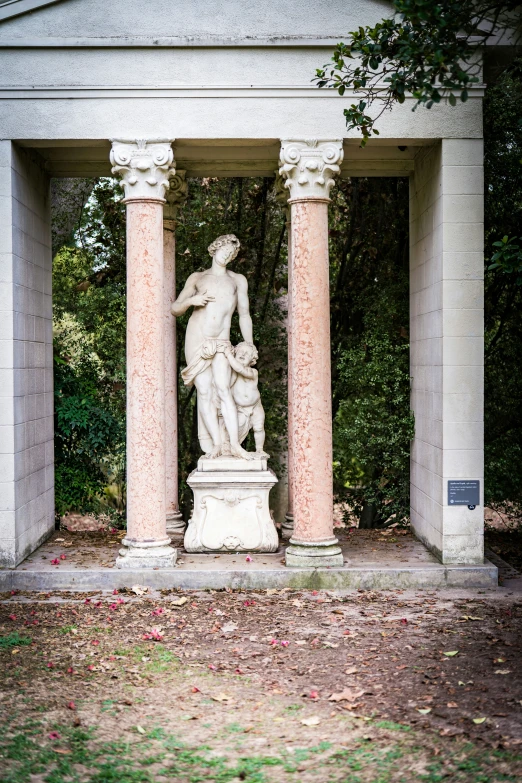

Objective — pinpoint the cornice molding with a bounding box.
[0,35,349,47]
[0,85,487,100]
[0,0,65,22]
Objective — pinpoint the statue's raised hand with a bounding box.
[191,290,215,308]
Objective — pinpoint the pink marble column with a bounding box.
[283,206,295,539]
[274,175,294,539]
[279,139,344,567]
[110,140,177,568]
[163,173,187,537]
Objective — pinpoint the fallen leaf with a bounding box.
[328,688,365,703]
[494,669,511,675]
[447,702,458,708]
[131,585,149,596]
[301,716,321,726]
[417,708,432,715]
[472,717,487,725]
[344,666,358,675]
[222,622,238,633]
[136,725,146,734]
[211,693,233,702]
[172,597,188,607]
[53,748,72,755]
[443,651,459,657]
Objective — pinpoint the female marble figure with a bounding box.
[171,234,260,459]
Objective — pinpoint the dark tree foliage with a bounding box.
[328,178,413,527]
[484,58,522,516]
[315,1,520,143]
[52,180,127,517]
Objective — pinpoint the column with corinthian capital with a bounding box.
[164,172,188,537]
[278,140,344,567]
[274,173,294,540]
[110,140,177,568]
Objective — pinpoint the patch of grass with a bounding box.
[374,720,412,732]
[142,647,179,673]
[285,703,303,712]
[58,625,77,634]
[1,718,521,783]
[225,722,245,733]
[145,727,166,740]
[0,632,32,649]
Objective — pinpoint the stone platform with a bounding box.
[0,529,497,591]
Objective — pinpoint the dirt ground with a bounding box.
[1,578,521,782]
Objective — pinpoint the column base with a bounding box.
[281,512,294,540]
[166,510,185,538]
[116,538,177,569]
[285,537,343,568]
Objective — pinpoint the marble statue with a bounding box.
[172,233,266,460]
[172,233,278,553]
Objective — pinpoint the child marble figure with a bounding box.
[221,342,269,458]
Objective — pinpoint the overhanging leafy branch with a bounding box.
[314,1,520,144]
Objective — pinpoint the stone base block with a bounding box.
[285,537,344,567]
[185,458,278,553]
[116,538,177,569]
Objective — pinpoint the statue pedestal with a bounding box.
[184,456,279,553]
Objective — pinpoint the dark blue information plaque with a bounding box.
[448,480,480,506]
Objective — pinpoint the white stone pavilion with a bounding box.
[0,0,489,577]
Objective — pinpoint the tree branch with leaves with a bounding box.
[315,0,520,144]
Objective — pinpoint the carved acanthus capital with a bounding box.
[164,171,188,221]
[110,139,175,203]
[273,171,290,221]
[278,139,344,202]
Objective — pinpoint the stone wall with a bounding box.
[0,142,54,567]
[409,139,484,564]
